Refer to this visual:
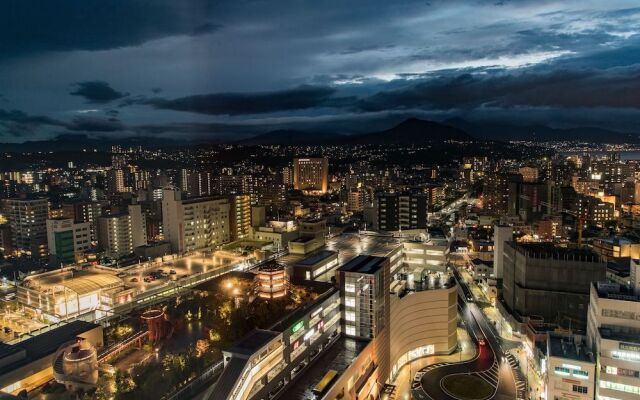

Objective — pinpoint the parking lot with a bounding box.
[118,250,252,293]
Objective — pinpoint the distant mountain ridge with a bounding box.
[0,134,183,152]
[444,118,639,143]
[237,129,345,145]
[345,118,473,144]
[236,118,474,145]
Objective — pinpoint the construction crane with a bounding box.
[539,200,585,247]
[518,193,585,246]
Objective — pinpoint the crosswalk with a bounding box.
[474,361,500,387]
[505,353,527,399]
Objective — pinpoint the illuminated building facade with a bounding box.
[293,158,328,194]
[255,262,288,299]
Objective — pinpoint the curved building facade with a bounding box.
[389,282,458,379]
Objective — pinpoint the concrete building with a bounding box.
[546,333,596,400]
[3,197,48,257]
[347,190,364,212]
[62,201,104,241]
[292,250,338,281]
[0,321,103,396]
[293,158,328,194]
[46,218,91,265]
[127,204,147,249]
[587,276,640,400]
[592,238,640,262]
[402,240,449,273]
[97,214,135,258]
[501,242,606,331]
[162,188,230,253]
[376,192,429,231]
[493,225,513,279]
[229,194,251,241]
[212,283,340,400]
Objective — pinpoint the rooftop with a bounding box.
[338,255,386,274]
[593,282,640,303]
[0,320,99,375]
[508,242,602,262]
[295,250,337,267]
[227,329,280,356]
[547,333,594,363]
[280,337,369,400]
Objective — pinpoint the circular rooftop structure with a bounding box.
[255,262,288,300]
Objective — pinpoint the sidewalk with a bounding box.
[390,327,476,400]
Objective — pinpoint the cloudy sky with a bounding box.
[0,0,639,142]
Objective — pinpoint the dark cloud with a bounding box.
[357,66,640,112]
[0,0,220,60]
[68,115,124,132]
[0,109,67,137]
[70,81,128,104]
[143,85,354,115]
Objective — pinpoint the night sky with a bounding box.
[1,0,639,142]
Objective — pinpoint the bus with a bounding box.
[313,369,338,395]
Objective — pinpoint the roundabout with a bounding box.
[442,374,494,400]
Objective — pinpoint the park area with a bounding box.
[56,271,323,400]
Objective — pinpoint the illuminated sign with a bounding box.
[619,342,640,352]
[291,320,304,334]
[304,328,315,341]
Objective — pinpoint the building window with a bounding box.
[572,385,587,394]
[345,297,355,307]
[345,311,355,322]
[345,325,355,336]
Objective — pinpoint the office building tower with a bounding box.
[376,192,429,231]
[162,188,230,253]
[293,158,328,194]
[46,218,90,265]
[3,197,49,257]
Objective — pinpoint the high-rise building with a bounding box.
[347,190,364,212]
[501,242,606,331]
[162,188,230,253]
[293,158,328,194]
[127,204,147,249]
[376,192,429,231]
[337,255,391,379]
[587,268,640,400]
[482,172,511,215]
[3,197,49,257]
[97,213,135,258]
[493,225,513,279]
[62,201,104,241]
[106,169,126,194]
[46,218,90,265]
[229,194,251,241]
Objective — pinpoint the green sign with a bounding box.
[291,320,304,334]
